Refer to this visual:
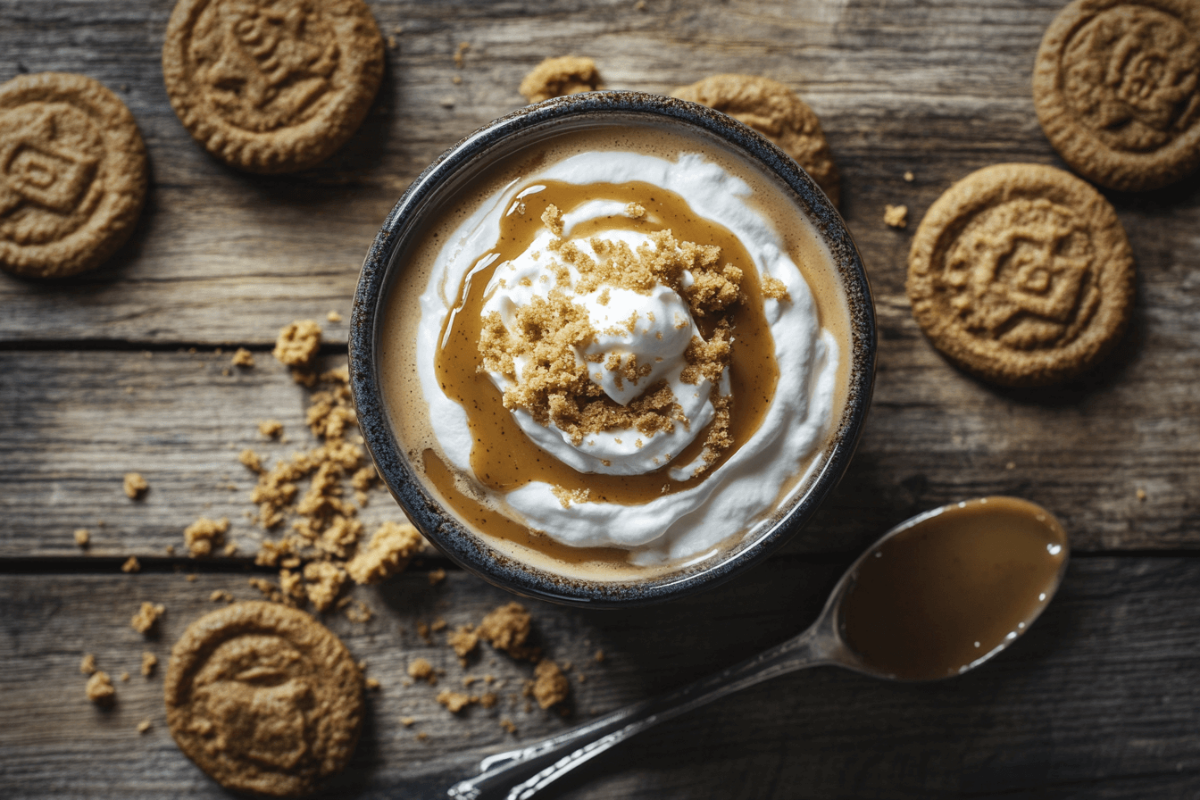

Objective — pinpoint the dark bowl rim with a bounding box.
[349,90,877,608]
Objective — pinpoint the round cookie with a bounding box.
[907,163,1135,387]
[671,74,841,206]
[162,0,385,174]
[165,601,364,798]
[1033,0,1200,191]
[0,73,147,278]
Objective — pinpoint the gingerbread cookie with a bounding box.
[907,163,1135,387]
[162,0,384,174]
[519,56,603,104]
[1033,0,1200,191]
[671,74,841,206]
[165,601,363,797]
[0,73,146,278]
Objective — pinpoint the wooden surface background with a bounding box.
[2,0,1199,798]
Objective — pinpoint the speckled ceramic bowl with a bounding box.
[350,91,875,607]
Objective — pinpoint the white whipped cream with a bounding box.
[416,151,839,563]
[480,228,714,476]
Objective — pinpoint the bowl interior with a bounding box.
[350,91,876,607]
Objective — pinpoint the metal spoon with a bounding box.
[447,496,1070,799]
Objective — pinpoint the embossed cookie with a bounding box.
[1033,0,1200,191]
[162,0,384,174]
[165,601,363,797]
[0,73,147,278]
[907,163,1135,387]
[672,74,841,206]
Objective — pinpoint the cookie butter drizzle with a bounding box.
[431,180,779,515]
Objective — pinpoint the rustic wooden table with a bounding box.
[2,1,1199,798]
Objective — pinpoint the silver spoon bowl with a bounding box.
[448,496,1069,799]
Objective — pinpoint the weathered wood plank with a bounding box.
[3,344,1196,557]
[2,557,1200,798]
[1,0,1195,348]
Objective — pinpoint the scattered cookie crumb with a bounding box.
[452,75,462,85]
[431,618,448,633]
[594,649,605,663]
[454,41,470,69]
[345,521,422,584]
[416,732,429,742]
[326,311,343,323]
[479,691,498,709]
[130,602,165,634]
[478,602,538,660]
[904,171,914,182]
[519,56,602,103]
[499,718,518,735]
[1006,461,1016,470]
[210,589,234,603]
[365,677,381,690]
[344,599,373,623]
[448,625,479,659]
[429,568,446,586]
[165,545,176,555]
[137,719,152,734]
[884,204,908,229]
[1137,488,1147,501]
[303,561,347,611]
[257,419,284,438]
[272,320,322,368]
[400,716,416,727]
[86,671,115,705]
[123,472,148,500]
[184,517,229,557]
[80,653,97,676]
[120,671,131,682]
[185,574,197,582]
[121,556,140,573]
[532,659,570,709]
[231,348,255,367]
[141,652,158,677]
[408,658,437,685]
[417,623,432,644]
[74,528,90,548]
[436,690,474,713]
[439,96,455,108]
[387,35,397,49]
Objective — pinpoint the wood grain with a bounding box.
[2,345,1196,558]
[3,557,1200,799]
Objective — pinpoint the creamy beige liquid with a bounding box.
[377,122,853,582]
[840,496,1068,681]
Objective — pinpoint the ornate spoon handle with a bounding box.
[447,622,842,800]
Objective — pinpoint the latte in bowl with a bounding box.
[350,92,875,606]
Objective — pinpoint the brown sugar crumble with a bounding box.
[210,589,234,603]
[326,310,343,323]
[120,671,131,682]
[365,677,381,690]
[231,348,255,367]
[121,556,140,573]
[141,652,158,677]
[86,671,115,705]
[184,517,229,557]
[130,602,165,634]
[478,225,740,474]
[761,276,791,302]
[400,716,416,727]
[74,528,90,548]
[454,41,470,69]
[499,718,518,735]
[519,56,602,103]
[428,568,447,586]
[123,472,148,499]
[137,719,152,734]
[80,653,97,676]
[884,204,909,229]
[272,320,322,368]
